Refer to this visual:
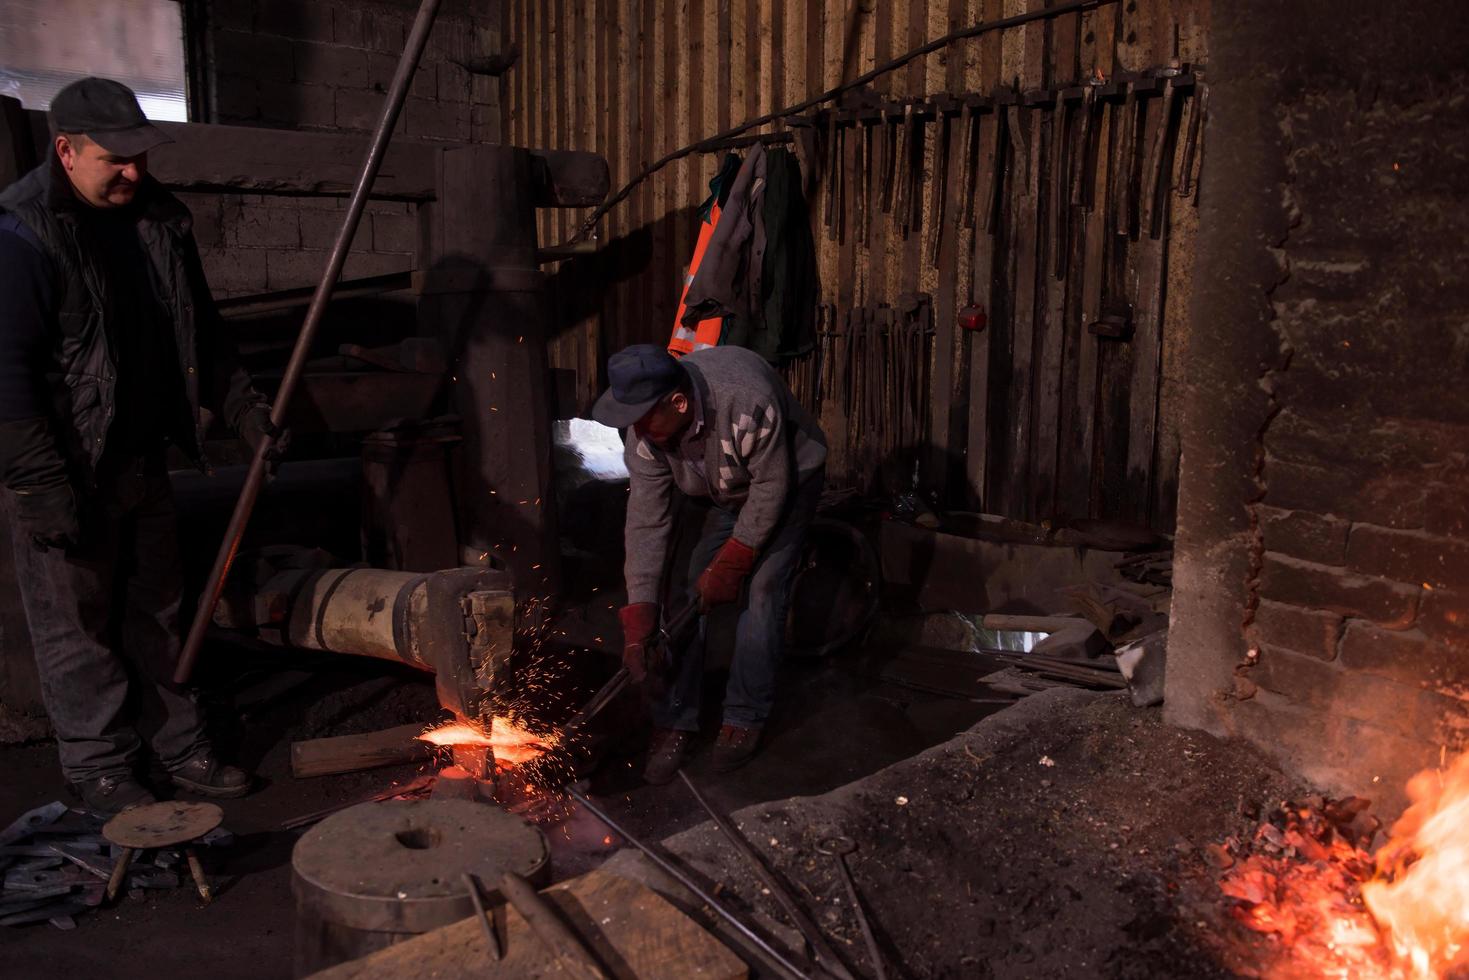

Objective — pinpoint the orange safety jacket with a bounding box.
[668,200,725,357]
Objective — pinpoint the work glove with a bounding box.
[14,482,80,552]
[618,602,660,683]
[240,405,291,476]
[695,537,758,611]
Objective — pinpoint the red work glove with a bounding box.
[618,602,660,683]
[695,537,757,611]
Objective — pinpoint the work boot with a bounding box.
[711,724,762,773]
[169,754,253,799]
[71,774,156,815]
[642,728,692,785]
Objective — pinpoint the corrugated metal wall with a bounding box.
[502,0,1209,531]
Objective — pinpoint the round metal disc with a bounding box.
[103,801,223,849]
[291,799,549,934]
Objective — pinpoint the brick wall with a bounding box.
[191,0,503,297]
[1166,0,1469,811]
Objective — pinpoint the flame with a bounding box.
[417,717,558,768]
[1214,753,1469,978]
[1362,753,1469,977]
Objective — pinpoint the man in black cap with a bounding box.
[594,343,826,783]
[0,78,282,812]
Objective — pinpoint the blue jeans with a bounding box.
[7,454,207,782]
[652,474,823,732]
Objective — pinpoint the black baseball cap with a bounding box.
[592,344,687,428]
[50,77,172,157]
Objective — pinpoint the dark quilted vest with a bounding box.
[0,161,206,476]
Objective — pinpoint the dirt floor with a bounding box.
[605,688,1309,980]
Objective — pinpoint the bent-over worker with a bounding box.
[593,343,827,783]
[0,78,284,813]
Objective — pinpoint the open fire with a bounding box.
[1218,752,1469,978]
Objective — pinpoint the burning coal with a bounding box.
[1216,752,1469,978]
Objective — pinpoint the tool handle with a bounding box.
[500,871,609,980]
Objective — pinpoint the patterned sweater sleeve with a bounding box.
[728,398,791,552]
[622,434,676,605]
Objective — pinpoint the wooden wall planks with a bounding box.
[500,0,1209,532]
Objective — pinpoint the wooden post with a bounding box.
[418,144,561,596]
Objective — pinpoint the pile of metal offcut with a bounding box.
[0,801,231,929]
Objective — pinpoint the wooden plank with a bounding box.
[290,723,431,779]
[928,0,970,501]
[308,869,748,980]
[1028,0,1079,522]
[963,0,1007,510]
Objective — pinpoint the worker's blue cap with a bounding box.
[592,344,686,428]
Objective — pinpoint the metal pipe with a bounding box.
[563,785,817,980]
[174,0,443,685]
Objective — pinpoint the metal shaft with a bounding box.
[563,785,816,980]
[831,856,887,980]
[678,772,851,979]
[462,872,503,961]
[173,0,443,685]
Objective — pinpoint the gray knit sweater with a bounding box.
[622,346,827,605]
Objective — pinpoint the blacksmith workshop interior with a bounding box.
[0,0,1466,977]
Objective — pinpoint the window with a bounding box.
[0,0,189,121]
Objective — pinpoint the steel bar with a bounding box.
[174,0,443,684]
[462,872,504,960]
[816,838,888,980]
[678,772,852,979]
[563,785,816,980]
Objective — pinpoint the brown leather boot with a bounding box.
[643,728,692,785]
[711,724,762,773]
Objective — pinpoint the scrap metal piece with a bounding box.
[0,802,67,846]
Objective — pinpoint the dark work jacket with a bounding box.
[0,159,264,489]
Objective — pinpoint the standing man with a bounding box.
[593,343,826,783]
[0,78,283,813]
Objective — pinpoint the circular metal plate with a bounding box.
[103,801,223,849]
[291,799,549,934]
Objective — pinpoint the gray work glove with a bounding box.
[240,406,291,476]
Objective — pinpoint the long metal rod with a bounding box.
[678,772,852,979]
[173,0,443,684]
[563,785,816,980]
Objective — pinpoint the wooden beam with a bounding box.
[147,118,439,199]
[290,723,432,779]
